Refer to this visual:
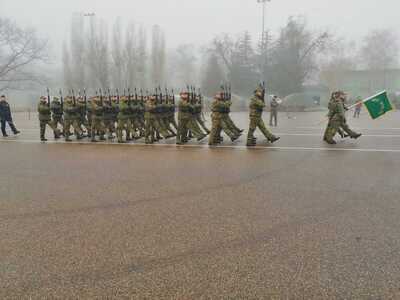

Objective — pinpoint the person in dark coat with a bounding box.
[0,95,20,137]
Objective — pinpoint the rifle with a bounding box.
[83,89,87,111]
[108,88,112,104]
[116,88,120,104]
[46,88,51,107]
[158,86,163,104]
[59,89,64,111]
[99,88,103,106]
[72,89,76,106]
[128,88,131,105]
[134,88,138,102]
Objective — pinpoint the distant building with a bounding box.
[320,69,400,98]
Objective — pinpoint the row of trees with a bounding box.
[1,14,399,101]
[63,14,166,92]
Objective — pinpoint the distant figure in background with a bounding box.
[270,95,280,127]
[0,95,20,137]
[353,97,363,118]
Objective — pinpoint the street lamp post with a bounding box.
[257,0,271,81]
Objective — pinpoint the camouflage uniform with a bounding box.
[323,91,361,144]
[176,93,192,145]
[117,96,133,143]
[76,97,90,136]
[144,96,157,144]
[63,97,83,141]
[208,93,230,145]
[90,97,106,142]
[38,97,61,141]
[246,88,280,146]
[50,97,64,136]
[220,99,242,141]
[194,99,210,135]
[103,100,116,140]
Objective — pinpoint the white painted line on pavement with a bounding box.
[11,129,400,138]
[1,138,400,153]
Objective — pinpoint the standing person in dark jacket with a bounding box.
[0,95,20,137]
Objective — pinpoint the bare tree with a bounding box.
[86,17,110,89]
[70,13,86,89]
[111,18,124,89]
[136,25,148,89]
[151,25,166,85]
[0,17,48,92]
[360,29,399,71]
[172,44,197,87]
[62,42,73,90]
[124,22,137,89]
[268,16,330,96]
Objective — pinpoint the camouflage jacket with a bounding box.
[249,96,265,117]
[38,102,51,121]
[50,101,63,118]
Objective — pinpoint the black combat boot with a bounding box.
[270,136,281,143]
[324,138,336,145]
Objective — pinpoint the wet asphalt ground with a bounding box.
[0,111,399,299]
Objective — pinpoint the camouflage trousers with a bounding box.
[153,115,171,139]
[40,120,60,139]
[208,113,223,145]
[64,118,82,140]
[324,117,358,141]
[103,119,116,139]
[144,114,155,144]
[196,114,210,134]
[79,116,91,135]
[117,119,132,142]
[91,118,106,141]
[176,116,190,144]
[188,117,206,140]
[169,114,178,131]
[131,116,145,139]
[221,114,241,137]
[247,116,274,143]
[52,116,64,133]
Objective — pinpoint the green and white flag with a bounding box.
[363,91,394,120]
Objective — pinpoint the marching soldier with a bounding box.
[63,96,83,142]
[208,92,229,145]
[194,93,210,135]
[90,96,106,142]
[38,96,61,141]
[77,96,90,136]
[176,91,192,145]
[144,94,157,144]
[246,85,280,147]
[117,95,132,143]
[103,98,116,140]
[50,96,64,136]
[323,91,361,144]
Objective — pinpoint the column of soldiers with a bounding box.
[38,88,197,144]
[323,91,362,144]
[37,85,362,146]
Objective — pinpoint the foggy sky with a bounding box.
[1,0,399,52]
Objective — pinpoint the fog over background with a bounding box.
[1,0,400,109]
[2,0,399,56]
